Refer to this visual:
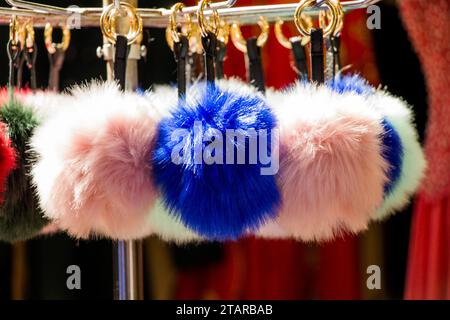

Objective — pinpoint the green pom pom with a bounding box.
[0,98,48,242]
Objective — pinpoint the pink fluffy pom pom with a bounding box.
[32,82,159,239]
[267,83,389,242]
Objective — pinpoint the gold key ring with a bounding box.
[275,16,313,49]
[166,2,192,51]
[45,23,71,54]
[9,16,20,48]
[230,16,269,53]
[25,21,35,49]
[197,0,220,37]
[319,1,344,36]
[294,0,342,38]
[100,1,143,45]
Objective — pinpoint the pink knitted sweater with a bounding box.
[399,0,450,200]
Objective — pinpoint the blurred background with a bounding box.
[0,0,431,299]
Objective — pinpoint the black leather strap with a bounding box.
[331,36,341,79]
[114,35,129,90]
[173,35,189,98]
[246,37,265,94]
[201,31,217,83]
[215,41,227,80]
[48,48,65,91]
[290,38,308,81]
[310,28,324,84]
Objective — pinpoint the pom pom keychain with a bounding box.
[266,82,389,241]
[32,82,160,239]
[152,7,279,241]
[152,79,280,240]
[327,75,404,196]
[0,93,49,242]
[328,75,426,219]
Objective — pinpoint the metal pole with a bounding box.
[112,240,144,300]
[102,0,144,300]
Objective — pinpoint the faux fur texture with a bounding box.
[20,90,73,120]
[328,75,426,219]
[268,82,388,241]
[380,119,404,195]
[31,82,159,239]
[148,199,202,243]
[369,91,426,219]
[0,88,30,106]
[144,86,205,243]
[0,98,49,242]
[326,74,375,95]
[0,123,16,203]
[328,75,404,195]
[254,220,291,239]
[152,79,280,240]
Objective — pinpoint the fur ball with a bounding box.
[0,98,49,242]
[152,79,280,240]
[328,75,404,195]
[31,82,159,239]
[268,83,388,241]
[328,75,426,219]
[369,91,426,219]
[0,123,16,203]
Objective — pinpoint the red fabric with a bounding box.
[317,237,361,299]
[405,196,450,299]
[399,0,450,299]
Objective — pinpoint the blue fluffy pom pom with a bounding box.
[152,82,280,240]
[380,119,404,195]
[327,74,374,95]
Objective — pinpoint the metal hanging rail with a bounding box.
[4,0,237,16]
[0,0,381,28]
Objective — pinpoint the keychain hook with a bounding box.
[166,2,192,51]
[25,20,35,49]
[319,0,344,36]
[45,23,71,54]
[230,16,269,53]
[9,16,20,49]
[197,0,219,38]
[274,17,312,49]
[100,1,143,45]
[170,3,192,43]
[294,0,343,38]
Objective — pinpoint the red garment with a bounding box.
[400,0,450,199]
[405,196,450,299]
[399,0,450,299]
